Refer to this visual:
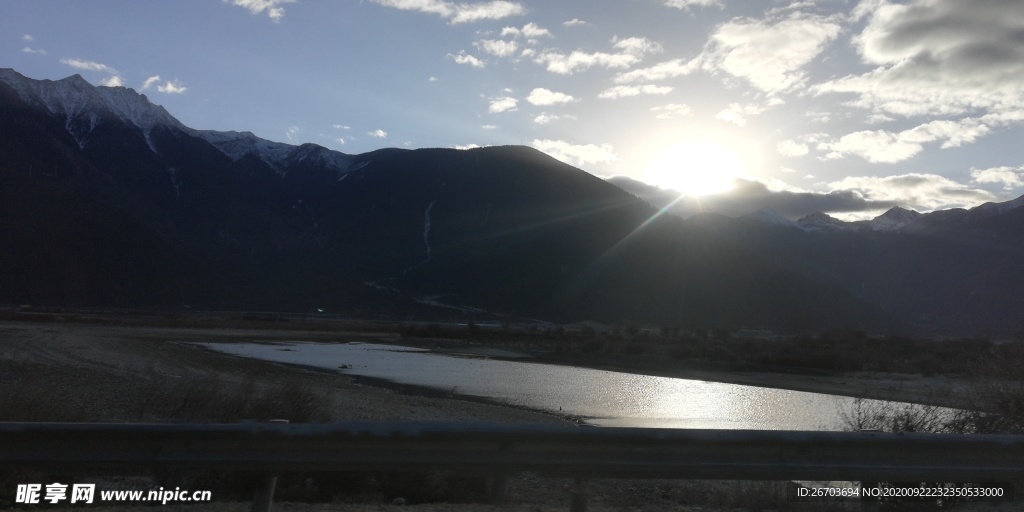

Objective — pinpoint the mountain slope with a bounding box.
[0,69,900,331]
[697,199,1024,336]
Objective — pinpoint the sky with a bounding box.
[3,0,1024,220]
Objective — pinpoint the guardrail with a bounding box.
[2,421,1023,510]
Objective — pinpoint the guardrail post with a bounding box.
[251,475,277,512]
[570,477,588,512]
[250,419,289,512]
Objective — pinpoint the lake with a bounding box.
[199,340,911,430]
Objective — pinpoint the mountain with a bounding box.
[0,68,901,332]
[694,196,1024,336]
[865,206,922,232]
[740,208,797,228]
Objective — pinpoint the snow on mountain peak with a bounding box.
[191,129,294,166]
[971,194,1024,216]
[1,69,355,176]
[740,208,797,228]
[796,212,852,232]
[0,68,183,133]
[869,206,921,232]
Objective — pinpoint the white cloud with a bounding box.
[373,0,449,16]
[612,36,663,56]
[533,113,575,124]
[703,12,841,93]
[451,1,524,23]
[865,113,894,124]
[819,130,922,163]
[533,113,556,124]
[664,0,721,10]
[98,76,123,87]
[447,50,486,68]
[714,101,779,126]
[21,47,46,55]
[533,36,661,74]
[454,143,482,150]
[818,118,991,163]
[804,111,831,123]
[526,87,577,106]
[475,39,519,57]
[813,0,1024,118]
[23,34,33,42]
[336,137,346,145]
[481,124,498,130]
[765,176,808,193]
[285,125,300,143]
[156,79,187,94]
[501,22,551,38]
[828,173,996,211]
[971,165,1024,190]
[598,84,673,99]
[428,76,439,82]
[650,103,691,119]
[902,119,990,149]
[373,0,525,24]
[369,128,388,138]
[777,140,809,157]
[141,75,161,90]
[332,124,352,130]
[225,0,295,22]
[488,96,518,113]
[613,57,700,84]
[531,139,618,167]
[60,58,116,74]
[563,18,586,26]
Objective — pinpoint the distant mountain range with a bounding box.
[2,68,1021,336]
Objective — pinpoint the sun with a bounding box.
[644,140,745,196]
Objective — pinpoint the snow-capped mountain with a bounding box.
[3,68,1023,336]
[795,212,854,232]
[0,69,183,150]
[0,68,351,174]
[744,200,1024,235]
[1,68,906,332]
[970,195,1024,216]
[866,206,922,232]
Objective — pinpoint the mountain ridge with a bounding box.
[2,69,1020,335]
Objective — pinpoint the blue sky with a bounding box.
[4,0,1024,219]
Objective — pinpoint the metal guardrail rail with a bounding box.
[2,422,1023,509]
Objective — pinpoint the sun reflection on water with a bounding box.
[201,341,888,430]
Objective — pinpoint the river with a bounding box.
[199,340,914,430]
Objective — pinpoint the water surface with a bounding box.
[200,340,902,430]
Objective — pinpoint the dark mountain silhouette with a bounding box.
[0,69,919,332]
[713,199,1024,336]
